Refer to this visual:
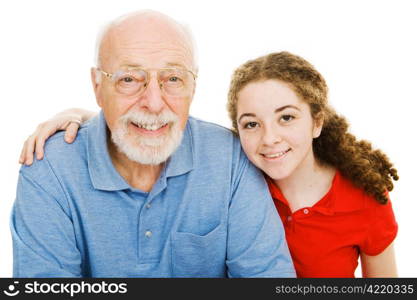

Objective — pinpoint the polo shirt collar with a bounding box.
[267,173,337,216]
[267,171,366,216]
[87,111,130,191]
[87,111,194,191]
[164,118,194,178]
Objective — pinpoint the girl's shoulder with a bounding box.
[331,170,392,213]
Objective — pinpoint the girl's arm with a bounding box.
[360,242,398,277]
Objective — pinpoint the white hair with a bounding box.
[94,10,198,73]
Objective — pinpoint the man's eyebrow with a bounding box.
[238,105,300,123]
[166,62,187,68]
[120,64,143,69]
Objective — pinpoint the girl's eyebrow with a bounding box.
[238,113,256,123]
[238,105,300,123]
[274,105,300,113]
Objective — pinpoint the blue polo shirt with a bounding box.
[11,111,295,277]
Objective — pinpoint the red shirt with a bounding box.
[267,171,398,278]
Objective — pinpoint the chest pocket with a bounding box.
[170,224,227,277]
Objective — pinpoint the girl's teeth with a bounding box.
[264,150,289,158]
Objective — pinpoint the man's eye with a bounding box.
[168,76,181,82]
[244,122,258,129]
[121,77,134,83]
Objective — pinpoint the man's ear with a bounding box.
[91,68,103,107]
[190,69,198,103]
[190,82,196,103]
[313,112,325,138]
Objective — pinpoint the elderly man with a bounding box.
[12,11,295,277]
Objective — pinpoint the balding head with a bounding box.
[96,10,197,72]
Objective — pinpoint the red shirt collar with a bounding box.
[266,170,366,216]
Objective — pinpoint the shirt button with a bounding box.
[287,216,292,221]
[146,203,151,209]
[303,208,309,214]
[145,230,152,238]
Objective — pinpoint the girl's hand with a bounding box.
[19,108,96,165]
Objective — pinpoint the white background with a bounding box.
[0,0,416,277]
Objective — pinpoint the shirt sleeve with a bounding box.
[225,150,295,278]
[360,195,398,256]
[11,161,82,277]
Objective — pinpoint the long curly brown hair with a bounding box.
[227,51,398,204]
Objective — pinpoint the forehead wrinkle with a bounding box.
[117,42,190,57]
[117,52,190,69]
[102,40,192,71]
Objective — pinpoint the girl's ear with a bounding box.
[313,112,324,138]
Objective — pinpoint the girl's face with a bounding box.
[236,79,322,181]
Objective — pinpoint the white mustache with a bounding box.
[119,109,178,127]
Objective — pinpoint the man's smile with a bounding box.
[129,121,170,136]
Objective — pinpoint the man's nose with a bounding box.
[262,125,282,146]
[139,76,166,113]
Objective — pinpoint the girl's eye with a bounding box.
[244,121,259,129]
[280,115,294,122]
